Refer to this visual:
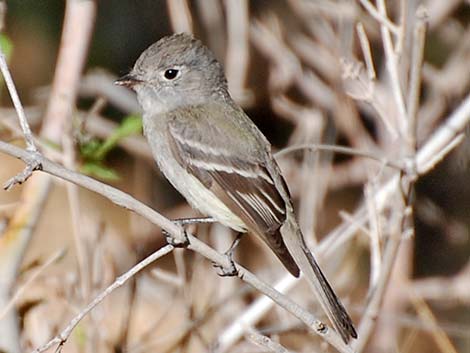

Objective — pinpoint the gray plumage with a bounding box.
[116,33,357,343]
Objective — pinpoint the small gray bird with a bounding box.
[116,33,356,343]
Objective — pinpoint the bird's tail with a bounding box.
[280,217,357,343]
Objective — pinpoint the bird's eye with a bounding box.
[164,69,179,80]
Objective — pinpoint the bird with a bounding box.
[115,33,357,343]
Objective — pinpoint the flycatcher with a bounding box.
[116,33,356,343]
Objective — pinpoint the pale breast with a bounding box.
[143,114,247,232]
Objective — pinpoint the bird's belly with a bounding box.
[148,132,247,232]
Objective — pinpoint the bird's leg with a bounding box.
[213,232,244,277]
[225,232,244,257]
[163,216,216,247]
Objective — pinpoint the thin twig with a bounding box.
[3,154,42,190]
[340,58,399,138]
[406,7,427,152]
[32,245,175,353]
[357,0,400,36]
[274,143,404,170]
[0,248,66,321]
[418,134,465,175]
[246,328,294,353]
[376,0,408,136]
[409,294,458,353]
[0,49,36,151]
[394,0,407,56]
[356,22,376,80]
[411,262,470,304]
[63,122,91,299]
[216,274,297,352]
[352,210,407,352]
[364,183,382,288]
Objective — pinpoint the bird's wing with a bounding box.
[165,103,299,276]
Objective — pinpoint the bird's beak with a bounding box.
[114,74,142,88]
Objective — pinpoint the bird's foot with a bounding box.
[163,217,215,248]
[213,246,239,277]
[162,228,190,248]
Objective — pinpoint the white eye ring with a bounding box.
[162,68,181,81]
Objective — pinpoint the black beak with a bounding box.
[114,74,142,88]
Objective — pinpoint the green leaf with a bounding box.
[79,138,101,159]
[77,115,142,181]
[0,34,13,95]
[0,34,13,60]
[92,115,142,161]
[117,114,143,135]
[80,162,120,181]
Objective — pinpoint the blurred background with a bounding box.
[0,1,469,352]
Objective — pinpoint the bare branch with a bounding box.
[376,0,408,135]
[0,49,36,152]
[411,262,470,304]
[406,7,427,152]
[166,0,193,34]
[0,248,66,321]
[32,245,175,353]
[357,0,400,35]
[224,0,252,105]
[356,22,376,80]
[246,328,294,353]
[3,152,42,190]
[275,143,404,171]
[216,275,297,352]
